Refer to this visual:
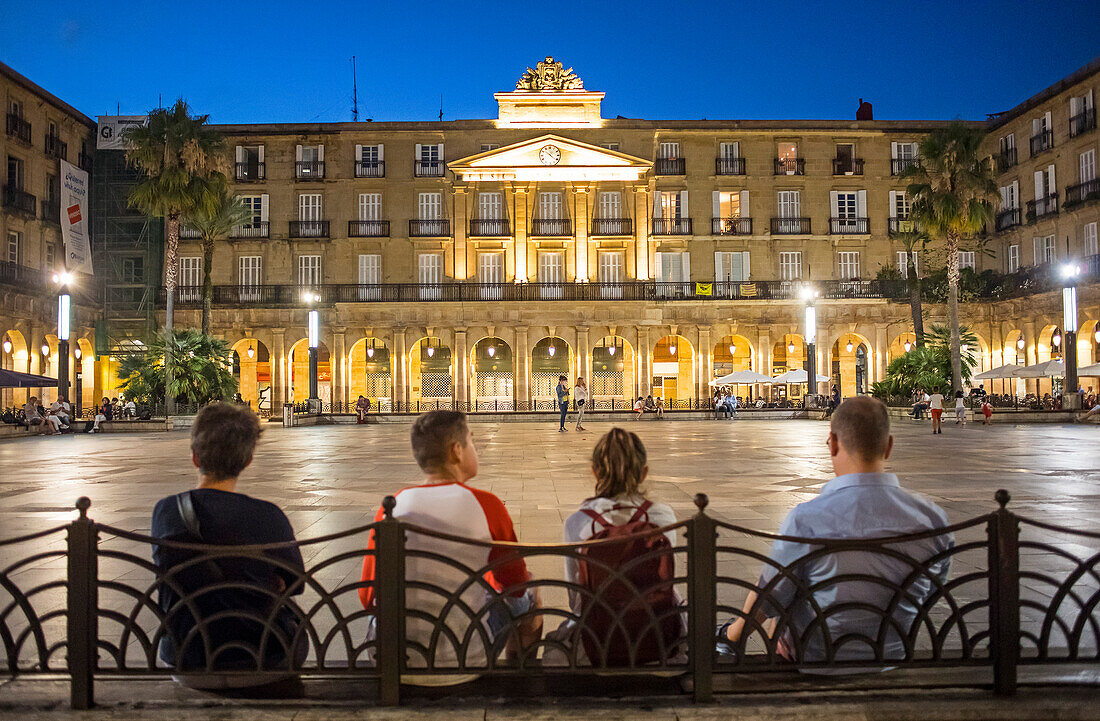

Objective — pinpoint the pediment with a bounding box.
[448,134,651,182]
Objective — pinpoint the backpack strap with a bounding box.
[627,499,653,524]
[580,508,614,532]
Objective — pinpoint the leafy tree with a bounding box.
[903,122,997,392]
[117,329,237,408]
[872,324,979,400]
[896,227,930,346]
[184,181,252,334]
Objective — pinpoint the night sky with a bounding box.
[2,0,1097,124]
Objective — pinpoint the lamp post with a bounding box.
[305,292,321,412]
[54,271,73,403]
[801,285,819,406]
[1061,263,1081,410]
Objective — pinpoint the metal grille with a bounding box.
[363,372,390,398]
[421,372,451,399]
[531,371,561,398]
[475,371,513,399]
[591,370,624,396]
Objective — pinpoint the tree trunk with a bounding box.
[163,213,179,416]
[946,230,963,392]
[201,237,214,335]
[908,254,925,346]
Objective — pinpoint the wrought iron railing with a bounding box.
[355,160,385,178]
[832,158,864,175]
[1069,108,1095,138]
[591,218,632,235]
[715,157,746,175]
[294,160,325,180]
[531,218,572,236]
[2,185,36,216]
[414,160,445,177]
[5,113,31,144]
[774,158,805,175]
[892,157,920,175]
[1030,130,1054,156]
[996,148,1017,173]
[230,221,270,239]
[469,219,511,236]
[2,491,1097,709]
[655,157,686,175]
[44,134,67,160]
[289,220,330,238]
[1064,178,1100,206]
[711,217,752,235]
[349,220,390,237]
[235,162,265,182]
[829,217,869,234]
[409,219,449,237]
[770,217,810,234]
[1025,194,1058,223]
[995,208,1021,232]
[652,218,692,235]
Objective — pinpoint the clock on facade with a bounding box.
[538,144,561,165]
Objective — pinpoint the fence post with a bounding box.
[987,489,1019,696]
[374,496,405,706]
[67,497,97,709]
[688,493,716,702]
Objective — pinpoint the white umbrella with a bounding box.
[973,364,1026,380]
[1014,359,1065,378]
[772,369,831,384]
[710,369,773,385]
[1077,363,1100,377]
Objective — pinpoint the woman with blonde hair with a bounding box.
[573,377,588,431]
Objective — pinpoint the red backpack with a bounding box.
[576,500,683,667]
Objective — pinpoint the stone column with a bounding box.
[1022,320,1038,395]
[633,186,650,279]
[874,324,888,384]
[757,332,772,399]
[514,327,529,408]
[271,328,285,408]
[512,186,530,282]
[577,327,591,385]
[698,327,711,402]
[333,328,347,407]
[393,329,407,408]
[572,185,591,281]
[454,329,468,408]
[453,186,469,280]
[638,326,651,396]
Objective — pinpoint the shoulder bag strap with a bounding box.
[174,491,225,582]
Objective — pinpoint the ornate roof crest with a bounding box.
[515,56,584,91]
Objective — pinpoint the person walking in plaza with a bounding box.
[928,386,945,434]
[981,397,994,425]
[557,375,570,432]
[573,377,588,431]
[954,390,967,425]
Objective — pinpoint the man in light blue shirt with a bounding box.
[717,396,953,666]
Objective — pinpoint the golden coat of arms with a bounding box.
[516,57,584,91]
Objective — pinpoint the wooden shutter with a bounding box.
[712,191,720,218]
[256,145,264,163]
[1034,170,1045,199]
[741,251,750,280]
[653,190,663,218]
[1047,164,1056,194]
[829,191,839,218]
[317,144,324,162]
[679,190,688,220]
[377,144,384,161]
[260,194,269,221]
[681,252,690,282]
[653,252,663,281]
[355,144,363,162]
[1033,237,1041,265]
[714,251,724,280]
[235,145,243,163]
[295,144,303,162]
[890,141,897,159]
[415,143,422,161]
[739,190,749,217]
[856,190,867,218]
[436,143,444,161]
[889,190,898,218]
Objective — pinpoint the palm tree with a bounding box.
[896,227,930,346]
[903,122,997,391]
[184,181,252,334]
[117,328,238,410]
[122,99,227,413]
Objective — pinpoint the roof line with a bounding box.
[986,55,1100,130]
[0,60,96,128]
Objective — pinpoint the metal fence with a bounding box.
[1,492,1096,709]
[292,397,809,416]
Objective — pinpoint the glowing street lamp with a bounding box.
[904,340,912,352]
[801,285,820,403]
[55,273,72,400]
[306,293,321,408]
[1061,263,1080,408]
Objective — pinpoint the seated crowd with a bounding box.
[1,395,142,435]
[150,397,953,690]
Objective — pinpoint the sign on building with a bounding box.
[96,115,147,150]
[59,160,93,275]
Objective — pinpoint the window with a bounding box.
[298,193,322,220]
[600,142,620,151]
[1081,149,1096,183]
[179,257,201,301]
[999,182,1019,210]
[360,144,381,163]
[8,99,22,117]
[538,251,564,283]
[418,143,441,162]
[999,135,1015,154]
[298,255,321,286]
[121,256,143,284]
[655,191,683,220]
[358,254,381,300]
[235,145,264,180]
[7,156,24,188]
[894,142,917,160]
[480,143,500,152]
[897,251,919,278]
[1008,244,1019,273]
[295,144,324,178]
[5,231,21,264]
[538,192,563,219]
[598,191,621,218]
[719,142,740,159]
[478,192,503,219]
[598,252,624,282]
[359,193,382,221]
[715,191,742,218]
[654,252,689,283]
[418,192,442,220]
[779,251,802,280]
[834,191,857,219]
[837,251,860,279]
[477,252,504,284]
[658,142,680,159]
[418,253,443,298]
[892,191,911,219]
[1034,165,1055,199]
[239,256,262,301]
[1083,222,1098,257]
[1033,235,1055,265]
[959,251,975,270]
[714,251,750,282]
[777,142,797,160]
[777,190,800,218]
[45,243,55,270]
[1070,91,1096,136]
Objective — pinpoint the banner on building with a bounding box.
[60,160,94,275]
[695,282,712,296]
[96,115,147,150]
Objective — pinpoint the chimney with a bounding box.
[856,98,873,121]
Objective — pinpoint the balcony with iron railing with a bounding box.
[832,158,864,176]
[295,160,325,180]
[770,217,810,234]
[994,208,1021,231]
[179,226,201,239]
[1069,107,1096,137]
[414,160,446,177]
[409,219,449,237]
[469,218,511,236]
[711,217,752,235]
[235,162,265,182]
[5,113,31,144]
[829,217,869,234]
[654,157,685,175]
[230,222,270,239]
[355,160,385,178]
[715,157,745,175]
[348,220,390,237]
[1064,178,1100,206]
[40,198,60,224]
[891,157,919,175]
[590,218,632,235]
[774,158,805,175]
[1025,194,1058,223]
[652,217,692,235]
[289,220,330,238]
[1030,129,1053,156]
[888,218,915,236]
[2,186,36,216]
[44,134,67,160]
[531,218,572,236]
[996,147,1018,173]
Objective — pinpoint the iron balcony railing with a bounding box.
[531,218,571,236]
[590,218,632,235]
[469,219,510,236]
[409,219,449,236]
[355,160,385,178]
[715,157,746,175]
[179,226,201,239]
[2,186,36,216]
[1064,178,1100,206]
[774,158,805,175]
[994,208,1021,231]
[5,113,31,144]
[40,198,60,224]
[44,134,67,159]
[829,217,869,234]
[1025,194,1058,222]
[771,217,810,234]
[415,160,446,177]
[230,222,270,239]
[652,218,692,235]
[655,157,686,175]
[711,217,752,235]
[1069,107,1096,137]
[891,157,920,175]
[1030,129,1054,156]
[832,158,864,175]
[294,160,325,180]
[348,220,390,237]
[996,147,1018,173]
[888,218,915,236]
[289,220,330,238]
[0,258,48,290]
[235,162,265,182]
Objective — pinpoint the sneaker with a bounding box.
[715,620,737,656]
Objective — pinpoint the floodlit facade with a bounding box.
[2,57,1099,412]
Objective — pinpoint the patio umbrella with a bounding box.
[1077,362,1100,377]
[972,364,1025,380]
[772,369,831,384]
[1014,360,1065,378]
[709,369,773,385]
[0,368,58,388]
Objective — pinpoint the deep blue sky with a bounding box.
[2,0,1097,124]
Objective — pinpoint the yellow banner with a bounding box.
[695,282,712,296]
